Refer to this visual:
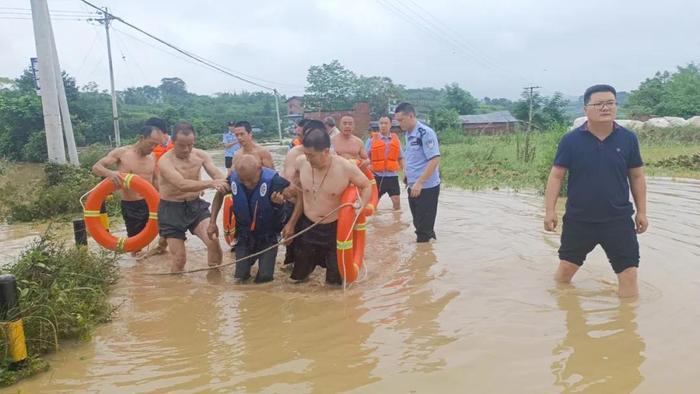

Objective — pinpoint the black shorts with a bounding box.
[291,215,341,284]
[375,175,401,197]
[158,198,211,240]
[121,199,149,237]
[225,156,233,169]
[558,216,640,273]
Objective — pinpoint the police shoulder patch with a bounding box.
[426,138,435,149]
[260,182,268,197]
[231,182,238,196]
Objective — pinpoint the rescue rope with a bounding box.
[146,201,358,276]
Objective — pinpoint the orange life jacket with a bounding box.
[291,138,301,147]
[153,137,173,161]
[370,132,401,172]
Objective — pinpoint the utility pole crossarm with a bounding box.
[94,9,121,147]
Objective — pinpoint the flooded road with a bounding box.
[3,148,700,393]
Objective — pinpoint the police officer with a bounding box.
[394,102,441,243]
[223,121,241,171]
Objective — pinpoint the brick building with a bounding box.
[459,111,519,135]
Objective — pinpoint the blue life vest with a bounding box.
[230,168,280,243]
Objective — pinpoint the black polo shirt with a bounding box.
[554,122,643,223]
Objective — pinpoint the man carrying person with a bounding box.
[232,121,275,169]
[331,115,369,167]
[92,125,164,257]
[223,121,241,171]
[395,102,441,243]
[324,116,340,138]
[157,122,229,273]
[544,84,648,298]
[365,115,404,210]
[283,127,371,285]
[208,154,289,283]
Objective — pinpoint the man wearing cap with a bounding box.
[395,102,441,243]
[223,121,241,171]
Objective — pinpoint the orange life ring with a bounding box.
[223,194,236,245]
[336,186,367,284]
[83,174,159,252]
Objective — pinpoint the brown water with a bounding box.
[3,149,700,393]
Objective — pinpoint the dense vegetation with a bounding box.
[0,232,120,386]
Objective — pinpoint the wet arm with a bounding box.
[629,167,647,215]
[159,162,216,192]
[282,150,297,180]
[544,166,567,214]
[349,164,371,208]
[417,156,440,184]
[262,150,276,170]
[288,192,304,227]
[201,152,226,180]
[92,149,121,178]
[210,189,228,223]
[359,144,370,167]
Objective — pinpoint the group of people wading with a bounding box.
[93,84,648,297]
[92,103,441,285]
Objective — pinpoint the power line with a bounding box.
[75,26,102,78]
[375,0,531,86]
[79,0,277,92]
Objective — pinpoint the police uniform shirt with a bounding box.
[404,121,441,188]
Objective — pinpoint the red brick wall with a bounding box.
[305,102,371,138]
[287,98,303,115]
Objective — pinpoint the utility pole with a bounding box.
[29,0,66,163]
[49,28,79,165]
[95,9,121,146]
[524,86,541,133]
[273,89,283,143]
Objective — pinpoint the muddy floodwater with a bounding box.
[3,148,700,393]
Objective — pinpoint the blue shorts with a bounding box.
[558,216,640,274]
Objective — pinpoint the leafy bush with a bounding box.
[196,133,222,150]
[0,231,119,386]
[20,131,47,163]
[637,126,700,144]
[0,163,109,223]
[78,144,111,170]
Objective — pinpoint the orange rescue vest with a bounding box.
[370,132,401,172]
[153,137,173,161]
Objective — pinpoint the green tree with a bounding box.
[513,91,569,130]
[304,60,357,111]
[159,77,189,104]
[355,75,404,117]
[432,107,460,131]
[627,63,700,118]
[443,83,478,115]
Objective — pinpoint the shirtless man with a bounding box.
[231,121,275,170]
[158,122,228,272]
[92,125,164,256]
[280,119,327,267]
[331,115,369,167]
[283,127,371,285]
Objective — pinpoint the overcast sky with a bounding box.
[1,0,698,99]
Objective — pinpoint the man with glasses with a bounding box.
[543,84,648,298]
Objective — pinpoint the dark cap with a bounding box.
[227,121,236,127]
